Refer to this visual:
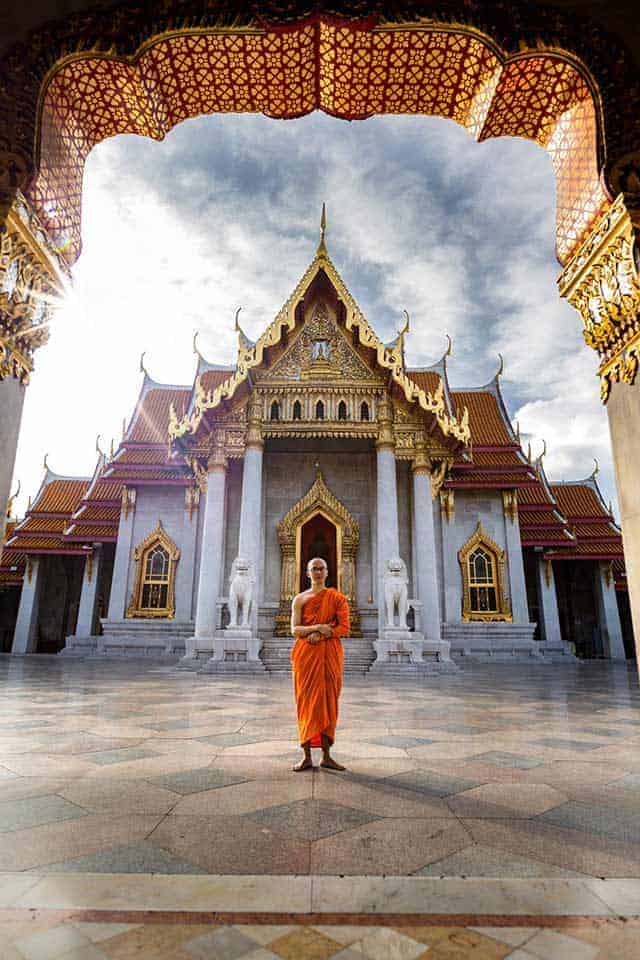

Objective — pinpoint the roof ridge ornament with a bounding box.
[399,309,410,337]
[139,351,148,376]
[43,452,49,473]
[536,438,547,463]
[496,353,504,379]
[590,457,600,480]
[317,203,328,258]
[95,434,104,457]
[193,330,203,361]
[6,480,20,519]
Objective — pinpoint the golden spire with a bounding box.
[317,203,328,258]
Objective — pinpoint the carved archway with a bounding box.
[126,520,180,619]
[276,468,359,635]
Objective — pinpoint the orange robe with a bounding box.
[291,587,350,747]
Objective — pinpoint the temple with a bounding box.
[0,227,634,669]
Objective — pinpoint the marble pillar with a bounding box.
[503,495,530,625]
[376,444,400,636]
[412,464,441,643]
[440,491,462,622]
[12,557,42,654]
[175,487,199,621]
[596,562,627,660]
[187,462,227,658]
[237,444,264,605]
[74,548,102,638]
[107,487,136,620]
[607,380,640,665]
[0,377,26,547]
[535,557,563,648]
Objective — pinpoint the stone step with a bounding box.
[261,637,376,675]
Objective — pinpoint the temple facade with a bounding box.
[0,234,635,670]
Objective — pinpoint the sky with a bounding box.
[12,111,615,515]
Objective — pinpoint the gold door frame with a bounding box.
[276,468,360,636]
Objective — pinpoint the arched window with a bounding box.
[315,400,325,420]
[127,522,180,619]
[270,400,280,421]
[292,399,302,420]
[360,401,370,421]
[338,400,347,421]
[458,522,511,622]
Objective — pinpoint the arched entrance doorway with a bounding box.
[0,1,639,667]
[299,511,338,592]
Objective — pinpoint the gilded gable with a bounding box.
[260,302,382,384]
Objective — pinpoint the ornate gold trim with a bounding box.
[502,490,518,524]
[170,249,470,445]
[458,522,512,622]
[275,468,360,636]
[430,459,452,500]
[440,489,455,524]
[558,194,640,402]
[121,485,136,520]
[126,521,180,619]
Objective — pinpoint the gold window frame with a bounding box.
[127,520,180,619]
[458,522,512,622]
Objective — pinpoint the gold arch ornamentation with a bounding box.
[127,520,180,619]
[458,522,512,622]
[275,468,360,636]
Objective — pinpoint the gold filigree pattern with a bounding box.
[127,520,180,619]
[502,489,518,524]
[275,468,360,636]
[558,194,640,402]
[27,21,604,266]
[458,521,512,622]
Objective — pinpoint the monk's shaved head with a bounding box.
[307,557,328,572]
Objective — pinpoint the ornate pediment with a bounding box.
[260,302,381,384]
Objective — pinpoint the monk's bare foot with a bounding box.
[292,757,313,772]
[320,755,346,771]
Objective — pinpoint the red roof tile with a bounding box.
[451,391,513,446]
[129,388,190,444]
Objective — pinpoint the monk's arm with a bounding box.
[328,594,350,640]
[290,596,320,637]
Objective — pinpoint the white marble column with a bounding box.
[188,460,227,657]
[412,460,441,643]
[596,562,626,660]
[439,490,461,622]
[12,557,42,654]
[503,492,530,624]
[376,444,400,635]
[234,401,264,636]
[535,556,563,648]
[107,487,136,620]
[74,548,102,638]
[175,486,200,621]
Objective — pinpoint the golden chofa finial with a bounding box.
[496,353,504,378]
[193,330,203,360]
[537,438,547,462]
[139,351,148,376]
[95,434,104,457]
[399,310,410,337]
[110,437,115,458]
[43,452,50,473]
[444,334,453,357]
[234,307,242,332]
[514,420,521,443]
[121,417,127,440]
[317,203,327,257]
[591,457,600,479]
[6,480,20,519]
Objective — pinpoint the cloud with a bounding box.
[12,111,616,516]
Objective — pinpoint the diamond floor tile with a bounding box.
[246,799,376,842]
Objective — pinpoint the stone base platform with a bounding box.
[444,622,542,660]
[62,619,193,658]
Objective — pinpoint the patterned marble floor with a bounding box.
[0,656,639,958]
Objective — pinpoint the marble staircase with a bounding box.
[261,636,377,675]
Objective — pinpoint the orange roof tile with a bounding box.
[84,480,123,502]
[33,479,88,514]
[18,517,67,533]
[116,449,170,465]
[405,370,442,396]
[551,483,609,518]
[129,388,190,444]
[200,370,234,394]
[451,391,513,446]
[65,524,117,540]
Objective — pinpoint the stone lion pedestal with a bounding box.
[200,628,265,674]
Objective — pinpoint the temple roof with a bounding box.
[547,474,625,574]
[170,235,470,451]
[5,465,91,556]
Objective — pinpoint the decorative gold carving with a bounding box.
[170,250,470,446]
[121,485,136,520]
[275,467,360,637]
[502,490,518,524]
[558,195,640,402]
[127,521,179,619]
[376,394,395,450]
[603,560,614,589]
[430,459,452,500]
[185,485,200,520]
[85,550,93,583]
[458,522,512,622]
[187,457,208,493]
[411,443,431,475]
[543,558,553,589]
[245,394,263,450]
[440,489,455,524]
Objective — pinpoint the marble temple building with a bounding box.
[0,228,635,671]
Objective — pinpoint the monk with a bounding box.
[290,557,350,772]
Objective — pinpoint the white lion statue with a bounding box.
[384,557,409,629]
[228,557,254,628]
